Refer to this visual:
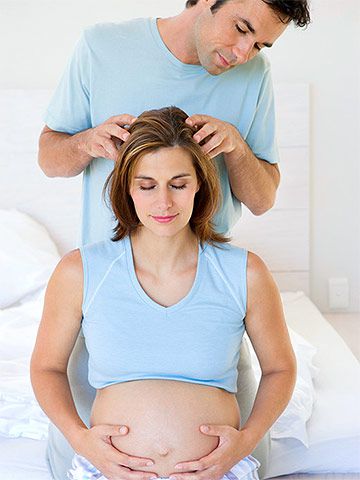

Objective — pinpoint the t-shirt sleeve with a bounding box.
[246,66,279,164]
[44,31,92,134]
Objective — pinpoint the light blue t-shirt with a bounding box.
[45,17,279,245]
[80,236,248,393]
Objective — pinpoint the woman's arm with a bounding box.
[30,250,156,480]
[30,250,87,442]
[170,252,296,480]
[240,251,297,447]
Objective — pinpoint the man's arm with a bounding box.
[224,141,280,216]
[185,114,280,216]
[38,127,92,178]
[38,114,137,178]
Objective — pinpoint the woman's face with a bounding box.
[129,146,199,238]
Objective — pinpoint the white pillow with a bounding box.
[0,209,60,308]
[247,327,319,447]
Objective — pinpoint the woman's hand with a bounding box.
[75,424,157,480]
[169,424,256,480]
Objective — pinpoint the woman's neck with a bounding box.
[130,227,199,277]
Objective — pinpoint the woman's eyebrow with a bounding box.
[134,174,192,180]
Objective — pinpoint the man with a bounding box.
[38,1,310,478]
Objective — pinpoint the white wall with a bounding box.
[1,0,359,312]
[265,0,360,312]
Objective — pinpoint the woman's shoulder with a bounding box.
[80,237,127,260]
[203,241,248,260]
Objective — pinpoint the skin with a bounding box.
[31,147,296,480]
[38,0,287,214]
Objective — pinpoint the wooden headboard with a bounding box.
[0,84,309,292]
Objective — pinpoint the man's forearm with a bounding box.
[38,128,93,178]
[224,141,280,216]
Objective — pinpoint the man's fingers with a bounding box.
[193,124,217,144]
[206,146,223,158]
[186,114,212,127]
[104,124,131,142]
[200,133,222,154]
[102,139,119,160]
[107,113,138,127]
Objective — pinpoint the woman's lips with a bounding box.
[151,214,178,224]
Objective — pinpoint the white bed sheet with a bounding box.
[0,436,50,479]
[265,292,360,477]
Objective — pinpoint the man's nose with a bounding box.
[232,40,253,65]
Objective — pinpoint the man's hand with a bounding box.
[79,114,137,161]
[75,424,156,480]
[169,424,256,480]
[185,115,242,158]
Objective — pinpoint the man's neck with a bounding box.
[157,10,200,65]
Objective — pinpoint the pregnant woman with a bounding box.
[31,107,296,480]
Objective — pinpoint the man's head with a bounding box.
[185,0,310,75]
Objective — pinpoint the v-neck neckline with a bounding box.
[124,235,204,312]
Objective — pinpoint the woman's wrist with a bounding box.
[237,426,262,454]
[67,422,89,452]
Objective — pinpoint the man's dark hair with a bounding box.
[185,0,311,27]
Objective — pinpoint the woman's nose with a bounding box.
[155,188,173,211]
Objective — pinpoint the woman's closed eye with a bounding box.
[139,184,187,191]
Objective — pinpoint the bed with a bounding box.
[0,86,359,478]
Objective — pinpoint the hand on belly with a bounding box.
[92,380,240,477]
[110,420,220,477]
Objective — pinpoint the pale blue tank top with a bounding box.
[80,236,248,393]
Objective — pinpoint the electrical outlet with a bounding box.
[328,278,349,309]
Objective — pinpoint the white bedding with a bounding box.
[265,292,360,477]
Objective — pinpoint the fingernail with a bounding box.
[175,464,183,469]
[201,425,209,432]
[146,461,154,466]
[119,426,127,434]
[124,132,130,140]
[169,477,177,480]
[194,134,200,141]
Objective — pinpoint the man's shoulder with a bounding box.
[82,17,151,46]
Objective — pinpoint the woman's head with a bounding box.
[104,106,229,244]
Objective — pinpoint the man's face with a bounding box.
[194,0,288,75]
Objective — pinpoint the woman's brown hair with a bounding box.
[104,106,229,245]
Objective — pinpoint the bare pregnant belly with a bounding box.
[91,380,240,477]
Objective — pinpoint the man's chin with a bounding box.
[204,64,224,76]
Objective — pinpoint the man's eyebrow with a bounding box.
[236,16,273,48]
[134,174,192,180]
